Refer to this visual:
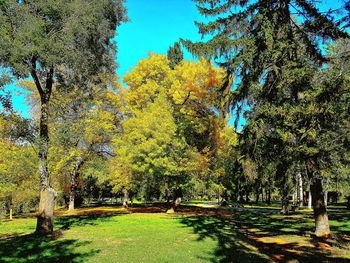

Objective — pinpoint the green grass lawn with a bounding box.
[0,205,350,263]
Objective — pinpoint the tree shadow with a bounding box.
[178,206,350,262]
[0,208,127,262]
[55,210,130,230]
[179,215,270,262]
[0,231,100,263]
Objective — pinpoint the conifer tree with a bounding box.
[167,42,184,69]
[183,0,349,238]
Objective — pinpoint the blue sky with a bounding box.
[116,0,203,77]
[3,0,346,126]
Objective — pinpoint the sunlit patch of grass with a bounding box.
[279,227,299,233]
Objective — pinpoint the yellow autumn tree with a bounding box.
[110,54,229,207]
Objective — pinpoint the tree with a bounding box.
[110,54,226,208]
[0,113,38,216]
[183,0,349,238]
[0,0,126,234]
[167,42,184,69]
[21,75,123,211]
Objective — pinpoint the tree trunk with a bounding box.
[245,192,249,203]
[297,169,303,208]
[308,191,312,209]
[35,72,56,234]
[68,158,85,211]
[255,191,260,204]
[68,190,76,211]
[311,177,330,238]
[123,190,128,208]
[166,188,182,213]
[281,196,289,215]
[267,189,271,205]
[324,177,330,207]
[280,186,290,215]
[36,188,56,234]
[217,189,220,205]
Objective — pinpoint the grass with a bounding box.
[0,204,350,262]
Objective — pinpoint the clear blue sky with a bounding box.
[116,0,203,77]
[4,0,346,127]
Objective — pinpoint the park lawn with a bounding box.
[0,205,349,263]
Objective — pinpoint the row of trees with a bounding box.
[0,0,349,240]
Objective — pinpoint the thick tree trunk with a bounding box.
[36,188,56,234]
[311,177,330,238]
[35,80,56,234]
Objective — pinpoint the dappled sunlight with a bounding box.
[1,204,350,262]
[177,205,350,262]
[0,231,100,263]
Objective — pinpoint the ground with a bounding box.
[0,203,349,262]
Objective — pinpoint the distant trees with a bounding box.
[0,113,37,216]
[183,0,349,238]
[0,0,126,234]
[49,80,122,211]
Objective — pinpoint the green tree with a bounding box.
[0,0,126,234]
[21,75,123,211]
[167,42,184,69]
[0,114,38,216]
[183,0,348,237]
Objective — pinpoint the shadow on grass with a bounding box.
[179,215,270,263]
[56,210,130,230]
[0,209,126,262]
[0,231,99,263]
[179,206,350,263]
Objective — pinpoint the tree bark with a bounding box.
[311,176,330,238]
[281,196,289,215]
[255,191,260,204]
[267,189,271,205]
[324,177,330,207]
[34,66,56,235]
[68,158,85,211]
[308,191,312,209]
[68,188,76,211]
[297,169,303,208]
[123,190,128,208]
[36,188,56,234]
[166,188,182,213]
